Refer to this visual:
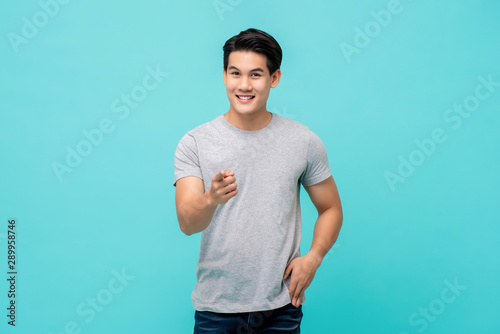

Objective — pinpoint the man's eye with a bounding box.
[231,72,239,75]
[252,73,261,77]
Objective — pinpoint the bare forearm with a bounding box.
[178,192,218,236]
[307,207,343,264]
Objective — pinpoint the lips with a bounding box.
[236,95,255,103]
[236,95,255,100]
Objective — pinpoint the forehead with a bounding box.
[227,51,268,73]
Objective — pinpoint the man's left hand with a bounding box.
[283,253,322,308]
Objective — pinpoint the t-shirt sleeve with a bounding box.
[173,133,203,187]
[299,131,332,187]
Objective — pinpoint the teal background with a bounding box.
[1,0,499,333]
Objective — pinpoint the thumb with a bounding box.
[216,170,225,181]
[283,263,293,280]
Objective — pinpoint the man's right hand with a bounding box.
[207,170,238,205]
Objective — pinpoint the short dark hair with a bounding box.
[223,28,282,75]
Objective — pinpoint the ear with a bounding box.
[223,68,227,85]
[270,69,281,88]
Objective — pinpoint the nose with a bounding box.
[238,76,252,91]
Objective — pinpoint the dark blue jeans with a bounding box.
[193,303,303,334]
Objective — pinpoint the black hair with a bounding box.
[223,28,282,75]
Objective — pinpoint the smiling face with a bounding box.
[223,50,281,118]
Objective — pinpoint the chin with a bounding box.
[237,109,259,116]
[232,105,256,114]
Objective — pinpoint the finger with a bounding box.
[288,276,298,299]
[222,179,236,191]
[283,258,298,279]
[225,183,237,194]
[225,176,236,184]
[226,188,238,197]
[293,286,303,305]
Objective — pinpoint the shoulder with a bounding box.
[273,113,318,142]
[180,114,222,140]
[275,115,330,159]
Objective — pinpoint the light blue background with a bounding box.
[1,0,499,333]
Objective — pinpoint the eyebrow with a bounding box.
[228,66,265,73]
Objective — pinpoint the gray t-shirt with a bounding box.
[173,112,332,313]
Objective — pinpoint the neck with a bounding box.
[224,110,272,131]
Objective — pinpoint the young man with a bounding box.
[173,28,343,333]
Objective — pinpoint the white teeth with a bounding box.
[238,96,254,100]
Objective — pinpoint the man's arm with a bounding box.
[176,170,238,236]
[304,175,343,262]
[283,175,343,307]
[175,176,218,236]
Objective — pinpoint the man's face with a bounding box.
[223,51,281,117]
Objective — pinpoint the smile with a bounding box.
[236,95,255,101]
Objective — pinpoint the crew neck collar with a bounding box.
[219,112,277,134]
